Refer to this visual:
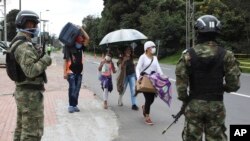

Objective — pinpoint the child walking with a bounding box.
[98,53,116,109]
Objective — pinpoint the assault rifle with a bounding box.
[38,32,49,83]
[162,101,189,134]
[41,32,49,57]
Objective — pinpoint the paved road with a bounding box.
[0,53,119,141]
[83,54,250,141]
[1,52,250,141]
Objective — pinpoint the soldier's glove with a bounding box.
[40,54,52,66]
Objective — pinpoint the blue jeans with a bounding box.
[122,73,137,105]
[67,73,82,107]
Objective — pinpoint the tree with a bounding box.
[196,0,248,52]
[6,9,20,41]
[82,15,102,53]
[82,0,249,56]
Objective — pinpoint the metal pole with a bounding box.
[186,0,195,49]
[19,0,21,10]
[192,1,195,47]
[3,0,7,43]
[186,0,190,49]
[39,10,50,45]
[39,12,42,45]
[156,40,160,57]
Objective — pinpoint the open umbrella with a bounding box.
[99,29,148,45]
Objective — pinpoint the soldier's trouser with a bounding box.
[182,100,227,141]
[14,87,44,141]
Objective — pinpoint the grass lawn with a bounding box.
[159,50,182,65]
[159,50,250,73]
[238,58,250,73]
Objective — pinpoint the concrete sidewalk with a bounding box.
[0,58,119,141]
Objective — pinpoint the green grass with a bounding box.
[159,50,250,73]
[238,58,250,73]
[241,68,250,73]
[159,50,182,65]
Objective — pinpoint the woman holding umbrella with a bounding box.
[117,46,139,110]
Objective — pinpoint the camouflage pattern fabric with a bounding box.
[183,100,227,141]
[175,41,241,141]
[13,32,51,86]
[12,32,51,141]
[14,87,44,141]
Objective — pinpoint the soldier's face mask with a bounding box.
[19,27,40,38]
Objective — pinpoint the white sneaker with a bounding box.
[118,95,123,106]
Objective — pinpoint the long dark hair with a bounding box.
[117,46,134,66]
[124,46,134,60]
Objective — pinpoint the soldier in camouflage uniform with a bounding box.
[175,15,241,141]
[12,10,52,141]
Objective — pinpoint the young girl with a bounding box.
[98,53,116,109]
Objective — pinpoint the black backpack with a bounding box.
[5,36,27,82]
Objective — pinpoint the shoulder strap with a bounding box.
[9,36,27,48]
[11,40,26,53]
[141,57,154,73]
[188,48,197,62]
[8,36,27,53]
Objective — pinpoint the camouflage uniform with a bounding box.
[175,41,241,141]
[13,32,51,141]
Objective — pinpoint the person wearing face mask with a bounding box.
[11,10,52,141]
[98,53,116,109]
[63,26,89,113]
[136,41,163,125]
[117,46,139,110]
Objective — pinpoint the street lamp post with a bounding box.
[39,10,49,45]
[3,0,6,43]
[19,0,21,10]
[156,40,160,58]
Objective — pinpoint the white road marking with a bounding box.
[169,78,176,82]
[161,67,171,70]
[169,78,249,98]
[230,92,250,98]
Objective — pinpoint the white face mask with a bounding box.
[151,48,156,54]
[105,56,111,61]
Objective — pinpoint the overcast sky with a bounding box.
[3,0,104,36]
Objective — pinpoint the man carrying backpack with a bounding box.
[63,26,89,113]
[9,10,52,141]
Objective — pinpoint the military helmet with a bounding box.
[15,10,40,29]
[195,15,221,33]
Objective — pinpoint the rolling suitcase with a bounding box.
[59,22,81,46]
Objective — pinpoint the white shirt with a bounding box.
[136,53,163,79]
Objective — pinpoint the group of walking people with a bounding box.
[98,40,163,125]
[88,14,241,141]
[9,9,241,141]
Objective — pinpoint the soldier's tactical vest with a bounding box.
[188,47,226,101]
